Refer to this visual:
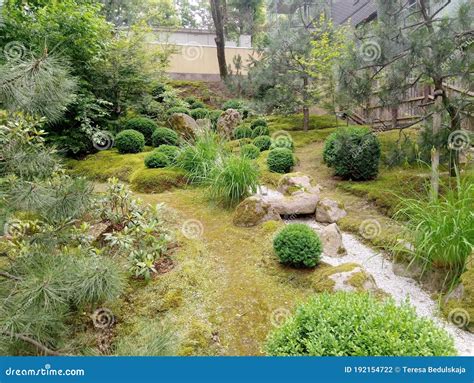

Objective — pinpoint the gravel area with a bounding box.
[293,218,474,356]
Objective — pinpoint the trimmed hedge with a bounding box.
[115,130,145,154]
[124,117,157,145]
[233,125,253,139]
[251,125,270,138]
[241,144,260,160]
[273,224,322,268]
[267,148,295,173]
[155,145,180,164]
[323,127,381,180]
[167,106,191,116]
[144,151,169,169]
[151,127,179,147]
[250,118,268,129]
[266,292,456,356]
[253,135,272,151]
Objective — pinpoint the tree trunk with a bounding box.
[210,0,228,80]
[303,76,309,132]
[431,93,443,200]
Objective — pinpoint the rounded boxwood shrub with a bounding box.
[241,144,260,160]
[190,108,210,120]
[124,117,157,145]
[151,127,179,147]
[253,135,272,151]
[222,99,245,111]
[144,151,169,169]
[270,136,295,151]
[251,125,270,138]
[167,106,191,116]
[250,118,268,129]
[233,125,253,139]
[266,292,456,356]
[155,145,180,164]
[115,130,145,154]
[267,148,295,173]
[273,223,322,268]
[323,127,381,180]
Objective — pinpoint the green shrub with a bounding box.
[144,151,169,169]
[190,108,210,120]
[209,155,259,206]
[253,135,272,151]
[222,99,245,111]
[394,176,474,279]
[115,130,145,154]
[155,145,180,164]
[250,118,268,129]
[176,132,222,184]
[167,106,191,116]
[185,97,206,109]
[241,144,260,160]
[209,110,223,125]
[233,125,253,139]
[267,148,295,173]
[251,125,270,138]
[273,224,322,268]
[124,117,157,145]
[151,127,179,147]
[266,292,456,356]
[130,168,188,193]
[270,135,295,151]
[323,127,381,180]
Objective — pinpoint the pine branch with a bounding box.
[0,271,21,281]
[1,332,67,356]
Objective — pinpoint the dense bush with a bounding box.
[267,148,295,173]
[273,224,322,268]
[323,127,381,180]
[152,127,179,147]
[240,144,260,160]
[124,117,157,145]
[253,135,272,151]
[155,145,180,164]
[209,155,259,206]
[270,135,294,151]
[185,97,206,109]
[250,118,268,129]
[233,125,253,139]
[167,106,191,116]
[144,151,169,169]
[251,125,270,138]
[222,99,245,111]
[190,108,210,120]
[209,110,223,126]
[115,130,145,154]
[266,292,456,356]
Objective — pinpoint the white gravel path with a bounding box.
[293,218,474,356]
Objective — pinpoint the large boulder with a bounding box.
[217,109,242,139]
[264,190,319,216]
[233,196,281,227]
[329,266,378,293]
[277,172,321,195]
[315,198,347,223]
[169,113,200,140]
[320,223,346,257]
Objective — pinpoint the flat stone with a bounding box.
[233,196,281,227]
[277,172,320,195]
[263,190,320,216]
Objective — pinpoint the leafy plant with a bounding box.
[152,127,179,147]
[128,251,158,281]
[115,129,145,154]
[233,125,253,139]
[240,144,260,160]
[266,292,456,356]
[273,224,322,268]
[253,135,272,151]
[145,151,169,169]
[124,117,157,145]
[209,155,259,206]
[267,148,295,173]
[190,108,210,120]
[155,145,180,164]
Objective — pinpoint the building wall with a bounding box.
[330,0,377,26]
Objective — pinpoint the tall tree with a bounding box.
[210,0,228,79]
